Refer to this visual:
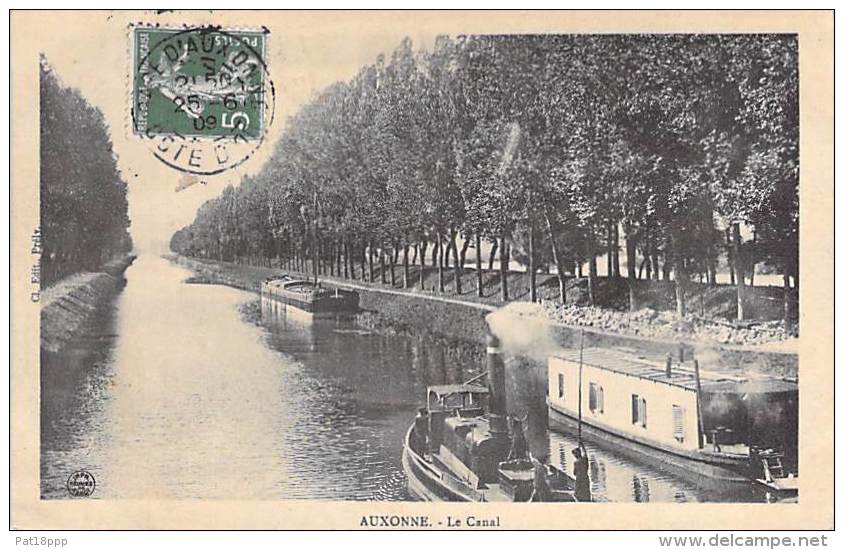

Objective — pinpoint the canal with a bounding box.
[41,255,765,502]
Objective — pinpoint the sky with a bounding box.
[37,11,437,253]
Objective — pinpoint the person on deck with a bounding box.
[573,444,592,502]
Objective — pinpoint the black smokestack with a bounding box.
[486,332,508,436]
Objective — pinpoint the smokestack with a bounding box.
[666,354,672,378]
[486,332,508,436]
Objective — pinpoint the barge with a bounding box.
[260,276,359,318]
[546,347,798,496]
[402,334,578,502]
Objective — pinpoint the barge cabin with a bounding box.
[546,347,798,494]
[260,276,359,318]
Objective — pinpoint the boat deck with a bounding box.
[403,424,576,502]
[551,348,797,394]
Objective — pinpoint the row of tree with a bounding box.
[40,58,133,286]
[171,34,798,321]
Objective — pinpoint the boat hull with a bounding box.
[261,283,359,317]
[547,399,751,483]
[401,426,477,502]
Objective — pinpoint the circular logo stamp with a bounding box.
[66,470,96,497]
[131,25,276,175]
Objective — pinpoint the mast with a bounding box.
[694,359,706,449]
[578,328,584,443]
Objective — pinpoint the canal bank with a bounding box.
[40,255,136,354]
[171,255,797,380]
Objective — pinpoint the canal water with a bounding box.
[41,255,765,502]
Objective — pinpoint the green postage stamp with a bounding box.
[132,25,274,174]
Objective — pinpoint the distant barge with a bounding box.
[260,276,359,317]
[546,347,798,497]
[402,335,578,502]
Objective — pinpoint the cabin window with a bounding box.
[588,382,604,414]
[672,405,686,443]
[631,394,647,428]
[557,374,565,399]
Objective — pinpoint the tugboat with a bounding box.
[546,346,798,497]
[260,275,359,318]
[402,333,578,502]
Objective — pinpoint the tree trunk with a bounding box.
[476,234,484,298]
[437,232,445,292]
[748,231,756,287]
[587,237,598,306]
[419,240,428,290]
[451,230,462,295]
[403,240,410,289]
[732,223,746,321]
[726,228,735,285]
[360,243,367,281]
[488,239,498,271]
[528,222,537,302]
[334,243,339,277]
[349,242,356,280]
[626,232,637,312]
[612,221,621,278]
[544,210,566,304]
[379,241,386,284]
[606,220,614,278]
[411,244,418,265]
[783,265,792,333]
[343,240,350,279]
[500,235,509,301]
[368,240,374,283]
[675,258,687,317]
[444,231,452,268]
[389,243,396,286]
[459,236,471,269]
[651,250,659,281]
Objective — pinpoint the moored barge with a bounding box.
[260,276,359,318]
[546,347,798,496]
[402,335,578,502]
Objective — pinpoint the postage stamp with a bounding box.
[131,25,274,175]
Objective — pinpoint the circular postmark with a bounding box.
[66,470,96,497]
[132,25,276,176]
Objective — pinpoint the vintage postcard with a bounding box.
[10,10,834,530]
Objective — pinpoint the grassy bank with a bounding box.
[173,254,794,320]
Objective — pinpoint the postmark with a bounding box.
[66,470,96,497]
[131,25,275,175]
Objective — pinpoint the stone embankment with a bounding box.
[40,255,136,354]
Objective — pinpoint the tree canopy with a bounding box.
[40,58,133,285]
[171,34,798,318]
